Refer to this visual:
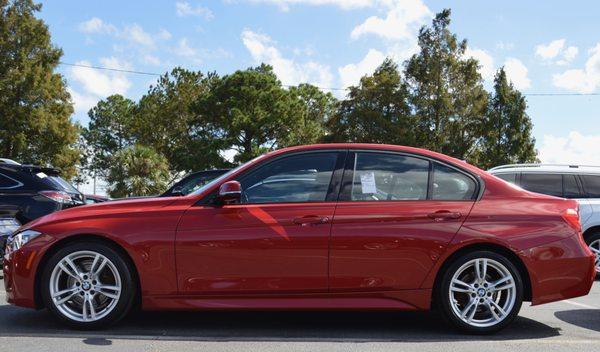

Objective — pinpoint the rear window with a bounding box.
[39,175,80,194]
[520,173,563,197]
[495,173,517,184]
[581,175,600,198]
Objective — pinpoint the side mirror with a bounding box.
[217,180,241,204]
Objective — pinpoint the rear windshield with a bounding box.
[39,175,80,194]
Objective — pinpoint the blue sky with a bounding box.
[39,0,600,165]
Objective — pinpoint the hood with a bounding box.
[21,196,181,232]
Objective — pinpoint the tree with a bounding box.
[405,9,488,161]
[135,68,227,173]
[82,94,136,178]
[198,64,304,163]
[0,0,80,178]
[281,83,337,147]
[326,59,414,145]
[475,68,537,169]
[106,145,171,198]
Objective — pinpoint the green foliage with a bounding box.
[198,64,302,163]
[404,9,488,161]
[475,68,538,169]
[0,0,79,179]
[106,145,171,198]
[281,83,338,147]
[326,59,414,145]
[82,94,136,178]
[135,68,228,173]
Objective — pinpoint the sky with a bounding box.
[38,0,600,168]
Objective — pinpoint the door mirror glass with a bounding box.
[217,181,242,204]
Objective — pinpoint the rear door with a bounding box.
[329,151,478,291]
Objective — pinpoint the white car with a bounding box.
[489,164,600,271]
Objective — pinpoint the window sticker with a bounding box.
[36,172,47,179]
[360,172,377,194]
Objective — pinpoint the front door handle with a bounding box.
[427,211,462,221]
[293,215,330,226]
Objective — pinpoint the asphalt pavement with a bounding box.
[1,278,600,352]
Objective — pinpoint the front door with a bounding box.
[330,152,477,291]
[176,151,345,294]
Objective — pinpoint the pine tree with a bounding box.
[405,9,488,161]
[0,0,80,178]
[476,68,537,169]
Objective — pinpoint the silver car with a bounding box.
[489,164,600,272]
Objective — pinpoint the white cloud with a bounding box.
[241,29,333,88]
[69,59,132,98]
[243,0,374,11]
[78,17,116,34]
[176,1,214,19]
[350,0,431,41]
[142,54,161,66]
[496,41,514,51]
[465,47,495,81]
[539,132,600,165]
[67,88,98,115]
[535,39,578,65]
[504,58,531,90]
[338,49,386,89]
[158,29,172,40]
[122,24,154,48]
[553,43,600,93]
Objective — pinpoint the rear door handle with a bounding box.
[427,211,462,221]
[293,215,330,226]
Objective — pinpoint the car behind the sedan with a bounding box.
[3,144,595,334]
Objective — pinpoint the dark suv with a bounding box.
[0,162,85,224]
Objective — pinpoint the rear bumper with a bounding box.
[520,234,596,306]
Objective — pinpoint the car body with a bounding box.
[3,144,595,333]
[489,164,600,271]
[161,169,229,197]
[0,163,85,224]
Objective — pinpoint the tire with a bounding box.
[584,231,600,276]
[41,241,136,329]
[437,250,523,334]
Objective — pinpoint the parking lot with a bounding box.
[0,279,598,352]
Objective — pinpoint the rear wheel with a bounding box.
[437,251,523,334]
[585,231,600,274]
[41,241,136,329]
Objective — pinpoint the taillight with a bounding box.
[39,190,73,204]
[561,208,581,232]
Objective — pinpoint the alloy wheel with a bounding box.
[49,250,122,322]
[448,258,517,328]
[588,239,600,272]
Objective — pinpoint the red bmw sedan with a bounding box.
[3,144,595,333]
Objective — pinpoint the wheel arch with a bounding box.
[583,225,600,242]
[33,234,142,310]
[431,243,532,304]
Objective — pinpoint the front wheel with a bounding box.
[437,251,523,334]
[41,241,136,329]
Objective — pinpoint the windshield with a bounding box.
[188,155,265,197]
[41,176,81,194]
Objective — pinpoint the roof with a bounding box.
[0,158,20,165]
[489,163,600,174]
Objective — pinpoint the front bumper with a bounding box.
[3,234,54,309]
[520,234,596,306]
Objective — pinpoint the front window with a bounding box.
[238,152,339,204]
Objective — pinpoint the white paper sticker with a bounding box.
[36,172,47,179]
[360,172,377,194]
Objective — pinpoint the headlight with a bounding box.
[6,230,41,253]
